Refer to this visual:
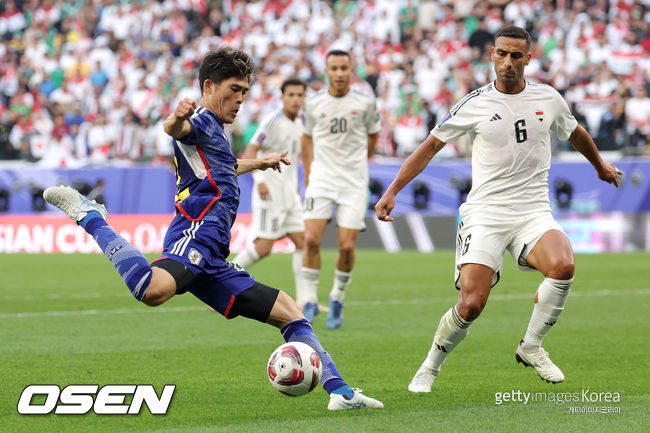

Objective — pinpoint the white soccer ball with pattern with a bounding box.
[267,342,322,396]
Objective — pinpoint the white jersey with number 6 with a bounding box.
[432,80,578,216]
[303,89,381,190]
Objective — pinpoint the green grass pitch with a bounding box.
[1,250,648,432]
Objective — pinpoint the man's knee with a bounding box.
[291,233,305,250]
[304,231,322,251]
[547,258,575,280]
[142,293,164,307]
[338,241,355,257]
[457,281,490,321]
[338,231,358,256]
[254,240,274,258]
[456,264,493,321]
[142,279,171,307]
[144,261,190,307]
[456,294,486,322]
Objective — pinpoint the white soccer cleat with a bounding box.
[515,341,565,383]
[408,364,438,393]
[43,186,108,223]
[327,388,384,410]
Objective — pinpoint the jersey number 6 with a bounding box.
[461,234,472,255]
[514,119,527,143]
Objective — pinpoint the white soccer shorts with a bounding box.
[251,193,305,240]
[454,210,565,289]
[303,185,367,230]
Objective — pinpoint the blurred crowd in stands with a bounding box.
[0,0,648,167]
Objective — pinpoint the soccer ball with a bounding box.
[267,342,322,397]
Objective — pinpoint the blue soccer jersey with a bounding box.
[172,106,240,248]
[157,106,256,316]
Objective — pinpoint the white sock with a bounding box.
[232,247,260,269]
[423,306,472,372]
[521,277,573,349]
[329,269,352,302]
[292,250,303,304]
[300,267,320,305]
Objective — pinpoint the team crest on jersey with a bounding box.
[256,133,266,143]
[535,110,544,122]
[188,248,202,265]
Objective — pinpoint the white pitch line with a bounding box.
[484,288,650,301]
[346,288,650,307]
[0,305,207,319]
[4,287,647,304]
[0,292,125,301]
[0,289,648,320]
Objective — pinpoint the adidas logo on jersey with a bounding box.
[489,114,502,121]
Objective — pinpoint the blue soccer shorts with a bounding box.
[155,213,255,319]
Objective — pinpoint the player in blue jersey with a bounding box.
[44,47,382,411]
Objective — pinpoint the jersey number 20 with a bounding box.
[330,117,347,134]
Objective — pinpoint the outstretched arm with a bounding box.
[236,150,290,175]
[164,98,196,139]
[375,134,447,221]
[568,124,622,187]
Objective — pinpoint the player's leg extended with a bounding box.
[409,264,493,392]
[233,238,274,269]
[236,287,383,410]
[43,186,174,303]
[516,229,574,383]
[186,267,366,406]
[326,227,359,329]
[301,218,328,321]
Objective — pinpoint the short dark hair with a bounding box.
[198,47,256,95]
[280,78,307,94]
[326,49,351,61]
[494,26,532,50]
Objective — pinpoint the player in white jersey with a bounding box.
[301,50,381,329]
[375,27,622,390]
[234,79,307,297]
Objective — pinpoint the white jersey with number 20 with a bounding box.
[303,89,381,190]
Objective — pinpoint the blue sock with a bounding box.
[281,319,349,395]
[331,385,355,399]
[78,210,103,229]
[83,217,152,301]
